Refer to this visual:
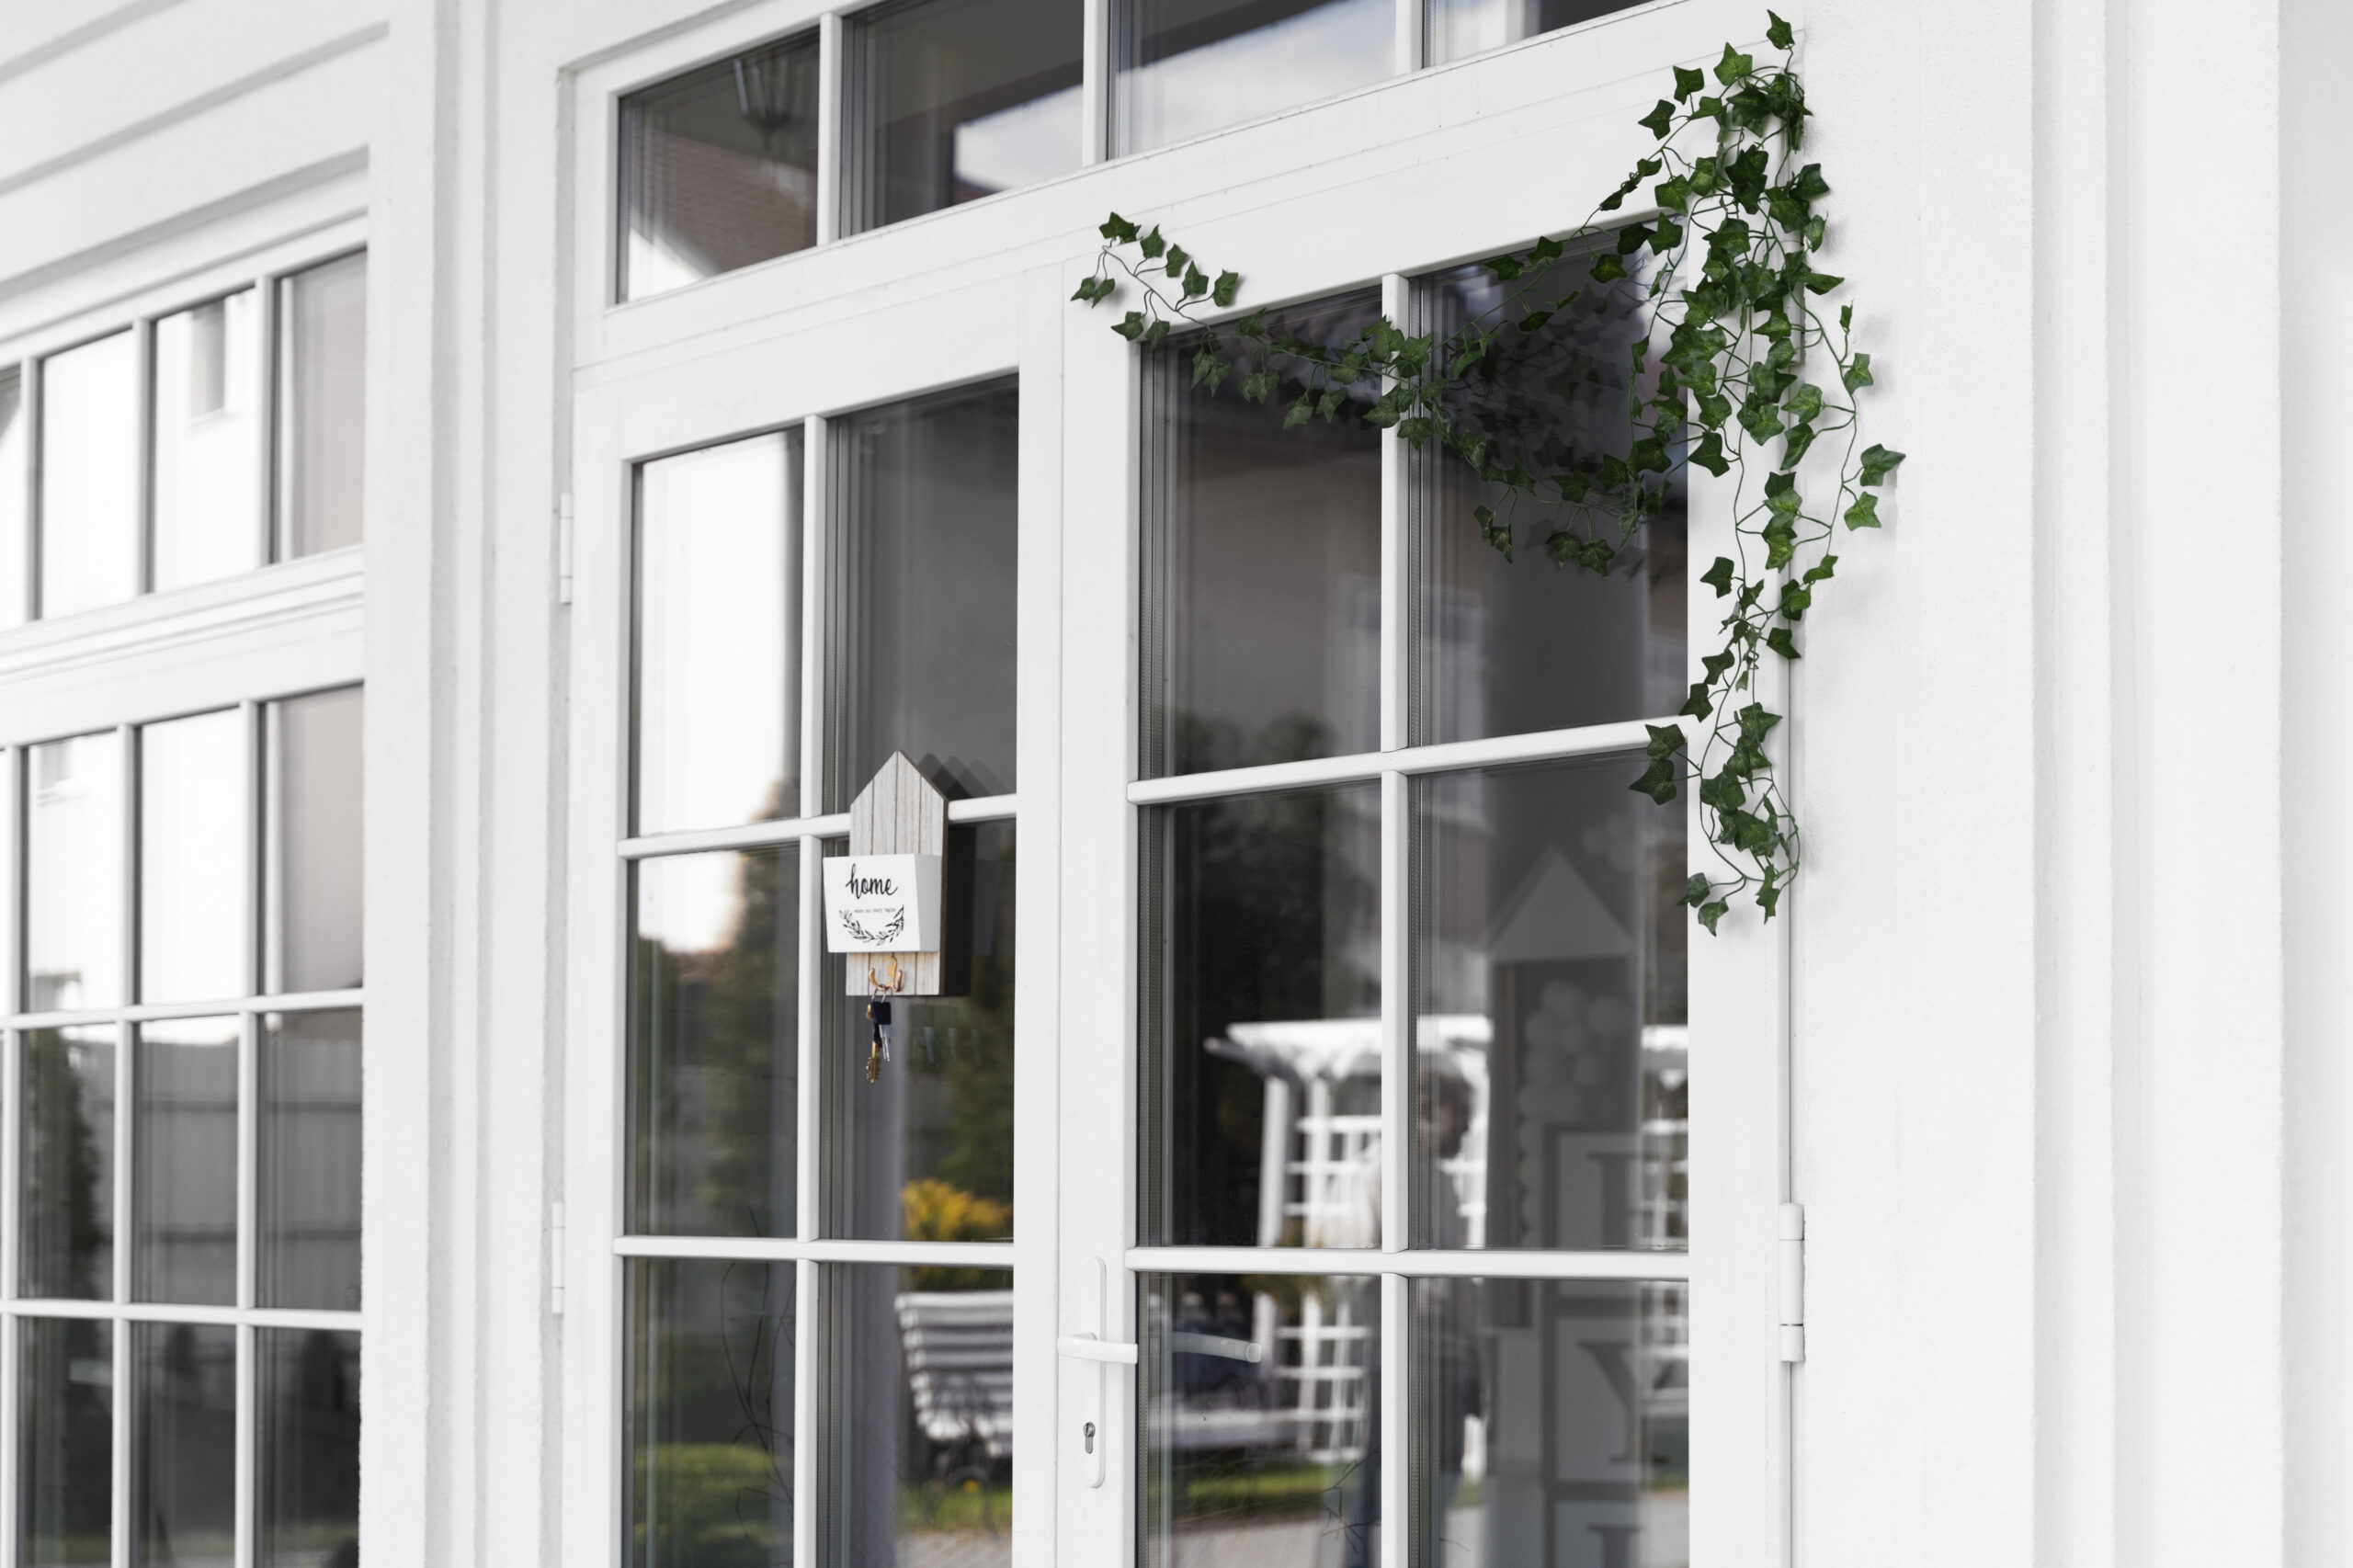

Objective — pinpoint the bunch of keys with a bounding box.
[864,995,893,1084]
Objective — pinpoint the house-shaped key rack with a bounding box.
[828,752,947,996]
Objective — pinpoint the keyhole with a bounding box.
[1084,1421,1097,1454]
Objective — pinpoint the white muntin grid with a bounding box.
[0,695,364,1568]
[1120,267,1697,1568]
[607,411,1024,1567]
[0,236,367,630]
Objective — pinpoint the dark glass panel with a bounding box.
[1118,0,1392,153]
[259,1010,365,1310]
[19,1317,113,1568]
[264,687,364,995]
[277,253,368,558]
[1140,784,1381,1249]
[132,1017,241,1306]
[130,1322,237,1567]
[1426,0,1645,63]
[256,1329,360,1568]
[21,1027,115,1301]
[1139,1271,1380,1567]
[1143,293,1381,778]
[630,848,800,1237]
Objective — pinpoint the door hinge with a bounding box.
[1778,1201,1804,1363]
[550,1201,567,1316]
[556,493,575,605]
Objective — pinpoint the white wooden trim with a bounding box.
[613,1235,1017,1267]
[1127,719,1664,804]
[1125,1246,1693,1280]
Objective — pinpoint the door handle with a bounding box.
[1055,1257,1132,1487]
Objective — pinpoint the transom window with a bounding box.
[0,250,367,629]
[4,687,366,1566]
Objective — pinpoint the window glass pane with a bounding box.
[1117,0,1391,153]
[38,330,141,618]
[1140,784,1381,1249]
[1413,256,1686,744]
[27,730,124,1012]
[1410,1278,1688,1568]
[1426,0,1643,65]
[130,1321,236,1568]
[1143,293,1381,778]
[831,381,1019,805]
[825,824,1016,1242]
[0,366,26,630]
[631,848,799,1238]
[851,0,1083,233]
[141,709,249,1004]
[1139,1270,1380,1565]
[635,430,801,834]
[21,1027,114,1301]
[277,253,367,559]
[152,290,263,591]
[264,687,363,994]
[256,1328,360,1568]
[1410,756,1685,1252]
[19,1316,112,1568]
[626,1258,797,1566]
[133,1017,240,1306]
[259,1009,364,1310]
[620,35,821,302]
[821,1262,1012,1564]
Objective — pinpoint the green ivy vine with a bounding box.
[1073,12,1901,933]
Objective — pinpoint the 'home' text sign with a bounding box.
[822,853,943,954]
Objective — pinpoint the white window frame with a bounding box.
[561,0,1790,1561]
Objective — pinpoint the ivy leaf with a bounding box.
[1240,369,1279,403]
[1191,346,1222,388]
[1689,430,1730,476]
[1518,309,1555,335]
[1618,223,1655,256]
[1782,421,1819,468]
[1858,444,1907,485]
[1486,254,1526,280]
[1182,263,1211,299]
[1645,722,1688,757]
[1767,9,1794,48]
[1114,311,1147,341]
[1794,163,1830,200]
[1802,554,1839,584]
[1212,270,1242,307]
[1683,874,1713,908]
[1679,682,1715,719]
[1804,270,1844,295]
[1784,381,1824,422]
[1779,583,1813,620]
[1843,491,1881,528]
[1804,215,1826,248]
[1756,875,1783,920]
[1674,63,1707,100]
[1700,555,1735,597]
[1697,900,1731,934]
[1842,353,1874,392]
[1283,394,1313,428]
[1639,98,1677,138]
[1630,756,1682,804]
[1650,217,1684,253]
[1143,319,1172,349]
[1714,43,1754,84]
[1165,244,1190,276]
[1656,174,1693,212]
[1315,386,1346,421]
[1762,515,1797,568]
[1101,212,1139,242]
[1839,302,1854,333]
[1529,235,1565,264]
[1139,226,1166,259]
[1767,626,1802,660]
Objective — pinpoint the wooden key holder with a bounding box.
[824,752,948,996]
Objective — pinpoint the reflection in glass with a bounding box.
[153,290,263,590]
[1140,1271,1380,1568]
[0,366,26,629]
[264,686,364,994]
[260,1010,364,1310]
[620,34,822,301]
[1413,255,1686,744]
[831,381,1019,804]
[277,252,368,559]
[1411,757,1685,1252]
[27,730,125,1012]
[20,1317,112,1568]
[1117,0,1392,153]
[850,0,1084,233]
[821,1263,1012,1565]
[39,329,141,618]
[21,1027,115,1301]
[1143,293,1381,778]
[626,1259,796,1567]
[631,849,798,1237]
[134,1017,241,1306]
[635,430,801,834]
[1426,0,1643,62]
[141,709,250,1004]
[256,1329,360,1568]
[827,825,1016,1242]
[131,1321,237,1568]
[1411,1278,1688,1568]
[1141,785,1381,1249]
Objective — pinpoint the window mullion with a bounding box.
[1392,0,1423,74]
[815,14,847,247]
[133,322,155,600]
[255,273,279,568]
[1082,0,1113,162]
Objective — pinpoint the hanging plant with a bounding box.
[1072,12,1899,933]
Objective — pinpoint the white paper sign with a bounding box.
[821,853,943,953]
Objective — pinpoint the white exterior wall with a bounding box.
[1,0,2347,1563]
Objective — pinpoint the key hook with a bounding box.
[866,956,906,994]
